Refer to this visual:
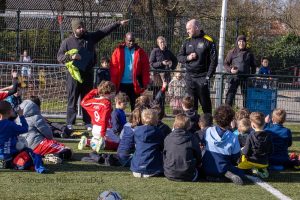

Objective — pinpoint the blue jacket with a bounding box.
[202,126,241,176]
[117,122,135,156]
[130,125,164,175]
[265,123,292,164]
[0,117,28,160]
[111,108,127,135]
[258,66,271,75]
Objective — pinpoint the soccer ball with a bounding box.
[97,191,122,200]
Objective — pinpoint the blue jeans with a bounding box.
[117,154,132,167]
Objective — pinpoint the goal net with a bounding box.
[0,62,68,118]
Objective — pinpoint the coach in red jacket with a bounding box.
[110,32,150,110]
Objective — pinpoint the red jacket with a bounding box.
[80,89,112,137]
[110,43,150,95]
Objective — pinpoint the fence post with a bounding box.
[16,9,21,60]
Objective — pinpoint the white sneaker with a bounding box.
[67,124,73,130]
[44,154,62,164]
[85,124,92,131]
[78,136,87,150]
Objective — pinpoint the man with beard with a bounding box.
[224,35,256,107]
[57,18,128,131]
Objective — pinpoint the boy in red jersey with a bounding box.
[79,81,120,152]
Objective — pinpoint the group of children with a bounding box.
[1,60,298,185]
[0,72,72,173]
[73,73,299,184]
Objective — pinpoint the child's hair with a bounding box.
[100,56,110,64]
[30,96,41,108]
[250,112,265,128]
[151,104,164,121]
[131,107,142,128]
[0,101,12,115]
[272,108,286,124]
[135,95,150,109]
[199,113,213,128]
[174,72,183,79]
[182,96,194,109]
[97,81,116,95]
[238,118,251,134]
[214,104,235,128]
[141,109,158,126]
[173,113,190,130]
[261,56,269,62]
[235,108,250,121]
[115,92,128,104]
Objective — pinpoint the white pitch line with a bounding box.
[246,175,292,200]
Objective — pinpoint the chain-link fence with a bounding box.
[1,62,300,122]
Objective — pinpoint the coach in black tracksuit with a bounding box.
[57,18,128,129]
[178,19,217,114]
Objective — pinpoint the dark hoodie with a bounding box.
[149,47,178,70]
[130,125,164,175]
[163,128,202,181]
[242,131,273,165]
[224,35,256,75]
[184,109,200,133]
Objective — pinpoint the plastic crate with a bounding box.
[246,78,278,115]
[247,88,277,100]
[247,77,278,89]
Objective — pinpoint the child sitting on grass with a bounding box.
[201,105,244,185]
[79,81,120,152]
[111,92,128,136]
[197,113,213,145]
[265,108,300,169]
[237,118,251,148]
[163,114,202,182]
[182,96,200,133]
[20,96,73,164]
[238,112,273,178]
[131,109,164,178]
[232,108,251,134]
[0,101,46,173]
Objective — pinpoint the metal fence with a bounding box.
[1,62,300,122]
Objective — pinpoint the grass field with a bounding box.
[0,122,299,200]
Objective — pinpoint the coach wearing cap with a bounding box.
[57,18,128,131]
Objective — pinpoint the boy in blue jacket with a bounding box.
[258,57,271,75]
[131,109,164,178]
[0,101,46,173]
[111,92,128,136]
[201,105,244,185]
[265,108,299,169]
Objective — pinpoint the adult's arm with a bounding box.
[140,49,150,89]
[207,41,218,78]
[169,50,178,70]
[250,53,256,74]
[149,49,163,69]
[177,41,188,64]
[90,22,121,43]
[224,49,233,73]
[110,48,120,89]
[57,40,70,64]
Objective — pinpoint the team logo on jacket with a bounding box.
[197,42,204,49]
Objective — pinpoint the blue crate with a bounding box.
[247,88,277,100]
[246,87,277,115]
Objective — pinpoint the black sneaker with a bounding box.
[225,171,243,185]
